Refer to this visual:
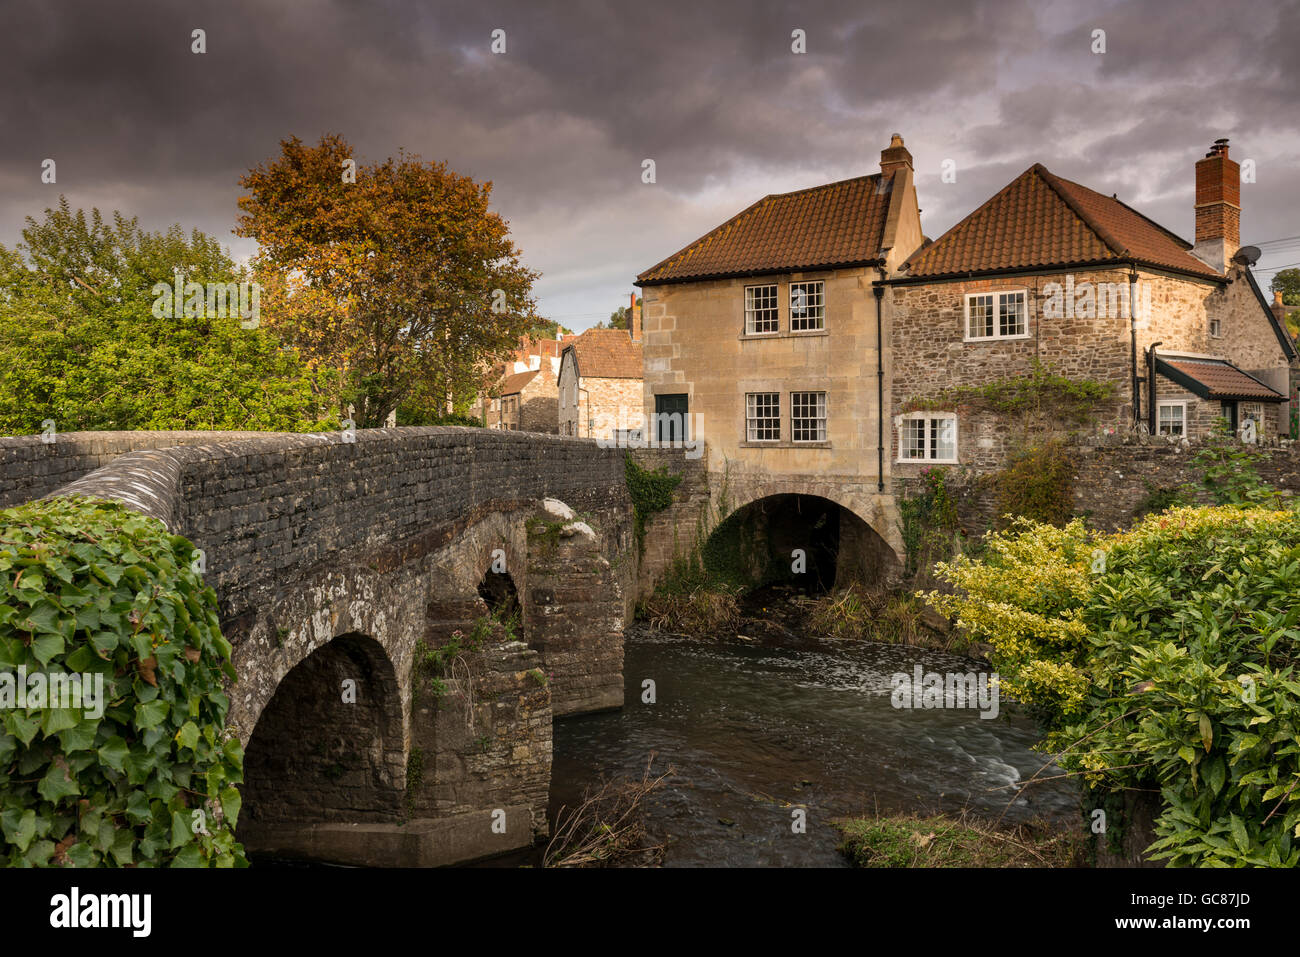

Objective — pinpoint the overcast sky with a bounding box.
[3,0,1298,329]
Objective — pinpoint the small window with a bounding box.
[745,392,780,441]
[1240,402,1264,442]
[791,391,827,442]
[745,284,779,334]
[1209,316,1222,338]
[966,291,1027,340]
[789,281,825,331]
[899,414,957,463]
[1157,401,1185,437]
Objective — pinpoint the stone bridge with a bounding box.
[1,428,634,866]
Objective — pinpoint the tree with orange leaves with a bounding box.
[237,134,540,427]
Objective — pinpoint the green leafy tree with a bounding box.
[1271,268,1300,338]
[0,199,335,435]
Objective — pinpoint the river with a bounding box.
[546,625,1078,867]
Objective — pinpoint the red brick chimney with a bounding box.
[1193,138,1240,272]
[880,133,913,179]
[629,292,642,342]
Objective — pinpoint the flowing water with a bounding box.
[547,625,1078,867]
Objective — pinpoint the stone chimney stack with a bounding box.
[880,133,913,179]
[1193,138,1240,273]
[630,292,642,342]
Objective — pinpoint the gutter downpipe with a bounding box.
[1147,342,1163,435]
[1129,264,1141,429]
[873,271,886,493]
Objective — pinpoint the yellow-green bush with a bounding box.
[924,505,1300,867]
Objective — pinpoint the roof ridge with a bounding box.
[1034,165,1130,260]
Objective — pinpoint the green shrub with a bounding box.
[0,496,245,867]
[995,439,1076,526]
[925,505,1300,867]
[624,456,682,555]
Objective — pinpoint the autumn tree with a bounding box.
[237,134,540,427]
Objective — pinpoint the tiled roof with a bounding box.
[1155,355,1285,401]
[565,329,643,379]
[637,172,898,284]
[496,369,539,396]
[901,164,1222,280]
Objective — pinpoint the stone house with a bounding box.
[477,335,569,432]
[558,310,644,440]
[634,134,1296,577]
[888,140,1297,477]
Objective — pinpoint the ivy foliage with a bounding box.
[899,467,960,577]
[625,455,683,554]
[926,506,1300,867]
[0,497,246,867]
[995,439,1076,527]
[902,360,1115,427]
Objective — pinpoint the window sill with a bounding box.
[739,329,829,341]
[896,458,958,465]
[740,441,832,449]
[963,334,1030,343]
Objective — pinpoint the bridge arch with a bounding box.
[706,480,900,591]
[241,632,405,836]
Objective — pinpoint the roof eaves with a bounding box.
[1242,265,1298,361]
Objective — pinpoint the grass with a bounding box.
[638,584,742,636]
[804,585,965,651]
[834,811,1084,868]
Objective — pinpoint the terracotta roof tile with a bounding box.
[496,369,539,396]
[902,164,1222,280]
[1156,355,1284,401]
[565,328,643,379]
[637,173,897,284]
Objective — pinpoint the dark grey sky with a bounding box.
[3,0,1298,329]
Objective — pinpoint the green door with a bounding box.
[655,393,689,443]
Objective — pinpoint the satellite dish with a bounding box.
[1233,245,1262,266]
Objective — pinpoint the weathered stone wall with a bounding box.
[887,265,1295,478]
[629,447,711,600]
[0,430,267,509]
[894,434,1300,538]
[574,376,643,440]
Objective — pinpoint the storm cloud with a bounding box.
[3,0,1297,327]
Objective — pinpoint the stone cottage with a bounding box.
[477,335,568,432]
[888,139,1296,477]
[558,308,644,440]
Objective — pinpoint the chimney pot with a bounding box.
[880,133,913,178]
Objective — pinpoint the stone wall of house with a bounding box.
[888,265,1295,481]
[577,376,643,440]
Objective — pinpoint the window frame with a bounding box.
[745,392,781,442]
[1156,400,1187,437]
[897,412,958,464]
[790,390,828,443]
[788,280,825,332]
[744,283,780,335]
[964,290,1029,342]
[1209,316,1223,338]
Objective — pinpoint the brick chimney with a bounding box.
[1193,138,1240,273]
[629,292,642,343]
[880,133,913,179]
